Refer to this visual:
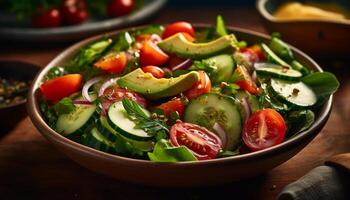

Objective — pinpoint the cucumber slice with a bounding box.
[184,93,242,150]
[256,65,302,81]
[107,101,154,141]
[83,127,115,153]
[270,78,317,107]
[261,43,290,67]
[98,116,154,151]
[56,103,96,136]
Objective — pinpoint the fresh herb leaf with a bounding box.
[40,101,57,129]
[216,15,228,36]
[221,82,240,96]
[44,66,65,81]
[53,97,76,116]
[148,139,197,162]
[301,72,339,101]
[132,25,164,36]
[190,60,217,76]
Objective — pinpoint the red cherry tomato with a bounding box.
[142,66,165,79]
[242,109,287,152]
[100,87,147,115]
[162,21,195,39]
[184,71,211,100]
[32,8,62,28]
[61,0,88,25]
[140,41,169,66]
[157,98,185,118]
[170,122,222,160]
[94,52,127,74]
[249,45,266,61]
[134,34,162,49]
[234,65,259,95]
[40,74,83,103]
[107,0,135,17]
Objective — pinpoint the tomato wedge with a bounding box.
[242,109,287,152]
[142,66,165,79]
[140,41,169,66]
[157,98,185,118]
[162,21,195,39]
[40,74,83,103]
[184,71,211,100]
[94,52,127,74]
[234,65,259,95]
[249,45,265,61]
[170,122,222,160]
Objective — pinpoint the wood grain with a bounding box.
[0,6,349,200]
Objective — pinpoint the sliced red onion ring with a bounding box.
[171,59,193,71]
[82,76,104,102]
[73,100,93,105]
[98,78,119,97]
[252,71,257,83]
[150,34,162,43]
[212,123,227,148]
[241,96,252,123]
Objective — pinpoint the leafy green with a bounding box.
[189,60,217,76]
[195,28,216,43]
[221,82,240,96]
[132,25,164,36]
[40,102,57,129]
[216,15,228,37]
[107,32,134,54]
[301,72,339,100]
[218,149,240,158]
[148,139,197,162]
[52,97,76,116]
[44,67,65,81]
[122,98,169,139]
[286,110,315,137]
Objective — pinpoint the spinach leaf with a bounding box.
[40,102,57,129]
[44,67,65,81]
[301,72,339,99]
[148,139,197,162]
[216,15,228,36]
[53,97,76,116]
[286,110,315,137]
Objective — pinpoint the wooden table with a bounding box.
[1,6,349,200]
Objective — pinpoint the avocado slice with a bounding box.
[157,33,238,59]
[117,68,200,99]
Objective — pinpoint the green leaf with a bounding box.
[44,67,65,81]
[133,25,164,36]
[286,110,315,137]
[148,139,197,162]
[40,101,57,129]
[108,32,134,53]
[301,72,339,99]
[218,149,240,158]
[216,15,228,37]
[53,97,76,116]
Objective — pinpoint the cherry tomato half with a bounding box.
[32,8,62,28]
[61,0,88,25]
[100,86,147,116]
[249,45,266,61]
[107,0,135,17]
[94,52,127,74]
[242,109,287,152]
[184,71,211,100]
[162,21,195,39]
[40,74,83,103]
[234,65,259,95]
[170,122,222,160]
[142,66,165,78]
[140,41,169,66]
[157,98,185,118]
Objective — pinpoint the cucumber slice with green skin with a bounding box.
[269,37,294,62]
[256,65,303,81]
[98,116,154,151]
[290,60,310,75]
[184,93,242,150]
[107,101,154,141]
[83,127,116,153]
[261,43,290,68]
[56,103,96,136]
[270,78,317,107]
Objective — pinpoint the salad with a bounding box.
[39,16,339,162]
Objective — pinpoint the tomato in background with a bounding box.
[61,0,88,25]
[162,21,195,39]
[170,122,222,160]
[40,74,83,103]
[140,41,169,66]
[184,71,211,100]
[242,109,286,152]
[234,65,259,95]
[32,8,62,28]
[94,52,127,74]
[107,0,135,17]
[142,66,165,78]
[157,98,185,118]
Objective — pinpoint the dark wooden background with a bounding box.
[1,3,350,200]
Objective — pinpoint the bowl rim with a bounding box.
[256,0,350,25]
[27,24,333,167]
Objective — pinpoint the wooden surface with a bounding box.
[1,6,350,200]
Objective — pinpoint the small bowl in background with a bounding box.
[256,0,350,59]
[0,60,40,134]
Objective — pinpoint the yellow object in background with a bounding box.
[274,2,348,21]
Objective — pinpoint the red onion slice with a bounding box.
[240,96,252,123]
[82,76,104,102]
[98,78,119,97]
[73,100,93,105]
[212,123,227,148]
[171,59,193,71]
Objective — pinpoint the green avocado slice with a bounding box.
[117,68,200,99]
[157,33,238,59]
